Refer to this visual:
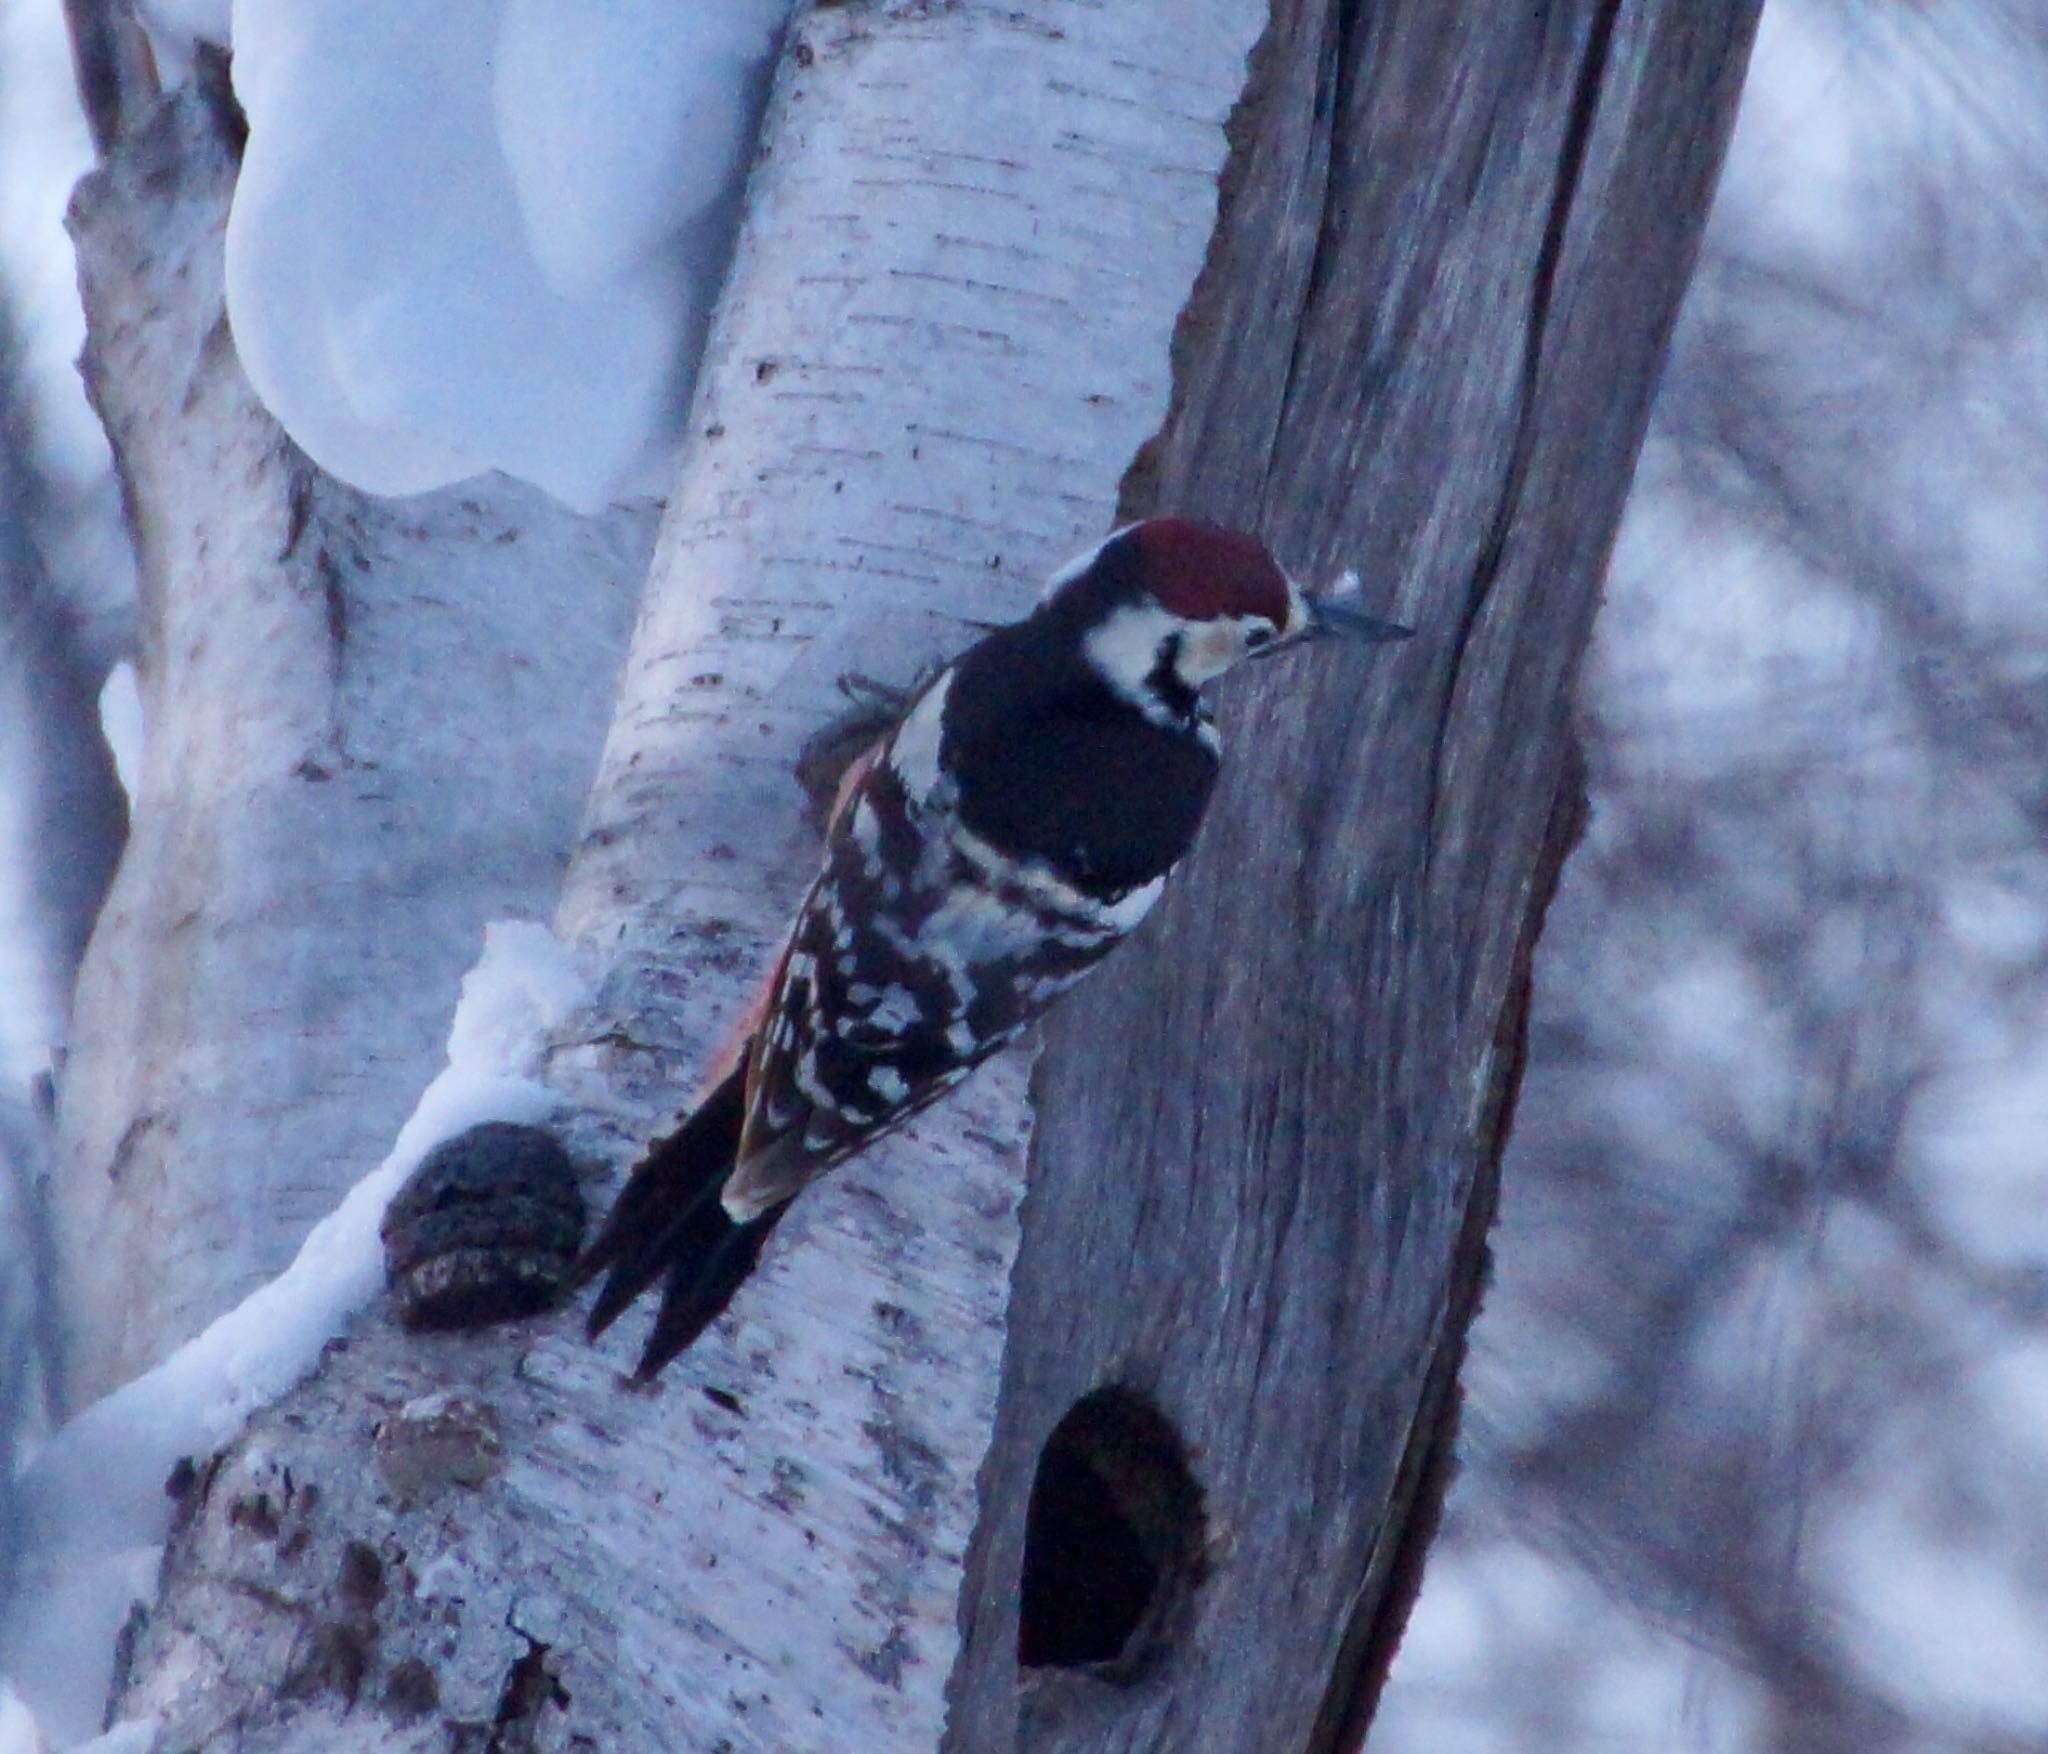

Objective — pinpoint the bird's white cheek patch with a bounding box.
[1082,604,1178,703]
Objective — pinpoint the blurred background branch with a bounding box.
[1377,2,2048,1748]
[59,0,154,157]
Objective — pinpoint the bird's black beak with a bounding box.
[1280,595,1412,651]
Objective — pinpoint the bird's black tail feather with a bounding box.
[576,1055,785,1378]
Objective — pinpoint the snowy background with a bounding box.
[1375,4,2048,1747]
[6,0,2048,1747]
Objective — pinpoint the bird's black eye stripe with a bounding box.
[1245,626,1274,649]
[1146,633,1199,719]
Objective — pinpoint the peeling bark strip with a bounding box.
[53,90,651,1406]
[948,5,1762,1752]
[112,1,1268,1749]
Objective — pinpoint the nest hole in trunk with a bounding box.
[1016,1384,1207,1680]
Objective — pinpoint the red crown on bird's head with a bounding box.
[1126,518,1290,626]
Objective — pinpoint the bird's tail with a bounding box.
[576,1054,786,1379]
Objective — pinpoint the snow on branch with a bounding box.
[0,923,587,1748]
[224,0,790,509]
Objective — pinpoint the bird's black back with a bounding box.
[941,597,1219,902]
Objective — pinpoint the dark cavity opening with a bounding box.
[1017,1386,1206,1678]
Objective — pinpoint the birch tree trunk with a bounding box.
[40,0,1758,1749]
[48,75,653,1410]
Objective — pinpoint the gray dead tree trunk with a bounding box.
[948,8,1762,1749]
[36,0,1757,1750]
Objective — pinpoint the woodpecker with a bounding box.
[579,518,1409,1377]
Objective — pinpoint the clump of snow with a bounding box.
[94,662,143,803]
[0,1681,43,1754]
[0,922,589,1749]
[1,1548,158,1754]
[495,0,775,297]
[1324,566,1363,600]
[225,0,788,511]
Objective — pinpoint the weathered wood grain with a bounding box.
[945,5,1762,1750]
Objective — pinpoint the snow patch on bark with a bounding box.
[0,922,586,1748]
[93,663,142,802]
[0,1680,43,1754]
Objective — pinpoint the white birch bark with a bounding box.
[48,88,655,1409]
[97,2,1268,1749]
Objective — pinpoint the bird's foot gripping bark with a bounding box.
[795,667,935,834]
